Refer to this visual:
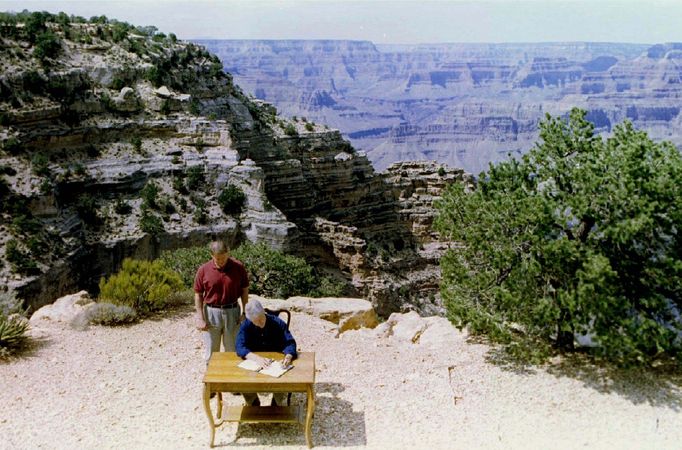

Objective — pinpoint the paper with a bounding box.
[238,359,293,378]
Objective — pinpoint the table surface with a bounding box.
[203,352,315,388]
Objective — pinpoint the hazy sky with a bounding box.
[1,0,681,44]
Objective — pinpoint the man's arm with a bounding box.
[240,287,249,322]
[236,321,271,367]
[194,292,207,331]
[278,317,297,366]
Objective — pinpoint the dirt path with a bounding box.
[1,306,681,449]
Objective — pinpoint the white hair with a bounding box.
[245,299,265,322]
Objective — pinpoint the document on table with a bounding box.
[238,359,293,378]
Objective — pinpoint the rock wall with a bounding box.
[0,19,471,316]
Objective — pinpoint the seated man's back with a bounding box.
[236,299,297,406]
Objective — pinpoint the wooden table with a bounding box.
[202,352,316,448]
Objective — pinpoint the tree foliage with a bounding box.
[435,108,682,365]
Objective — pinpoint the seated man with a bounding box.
[236,299,297,406]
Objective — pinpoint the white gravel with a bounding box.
[1,305,681,450]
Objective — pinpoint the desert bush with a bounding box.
[304,122,314,132]
[140,180,159,209]
[160,99,171,115]
[71,302,137,329]
[166,289,195,307]
[11,214,42,235]
[192,206,207,224]
[2,137,22,154]
[131,136,142,154]
[31,153,50,177]
[186,166,204,191]
[189,98,201,115]
[33,31,62,64]
[5,239,40,275]
[159,246,208,288]
[111,77,126,91]
[159,243,344,298]
[284,124,297,137]
[139,209,164,235]
[309,276,348,298]
[172,175,188,194]
[217,185,246,215]
[114,198,132,215]
[75,193,100,226]
[98,258,183,314]
[0,313,29,358]
[230,243,319,298]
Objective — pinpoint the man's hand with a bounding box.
[195,316,208,331]
[239,312,246,324]
[255,355,274,368]
[281,354,293,367]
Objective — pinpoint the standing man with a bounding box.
[194,240,249,363]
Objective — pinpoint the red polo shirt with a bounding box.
[193,257,249,306]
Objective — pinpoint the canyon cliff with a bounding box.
[0,15,468,316]
[199,40,682,173]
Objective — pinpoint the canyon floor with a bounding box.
[1,304,681,450]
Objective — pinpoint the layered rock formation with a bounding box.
[200,39,682,173]
[0,16,467,316]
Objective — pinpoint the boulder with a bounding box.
[256,295,379,333]
[418,316,466,346]
[30,291,95,325]
[113,87,141,112]
[382,311,428,343]
[371,312,464,346]
[154,85,173,98]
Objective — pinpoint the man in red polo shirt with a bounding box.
[193,240,249,363]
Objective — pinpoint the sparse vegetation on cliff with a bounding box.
[217,185,246,216]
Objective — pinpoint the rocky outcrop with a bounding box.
[256,295,379,334]
[201,39,682,174]
[29,291,95,324]
[1,18,470,317]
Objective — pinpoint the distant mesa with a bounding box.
[198,39,682,174]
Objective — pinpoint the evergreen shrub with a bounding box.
[159,242,346,298]
[217,185,246,215]
[98,258,183,314]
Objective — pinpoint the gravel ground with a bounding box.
[1,305,681,450]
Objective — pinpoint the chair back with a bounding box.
[264,308,291,330]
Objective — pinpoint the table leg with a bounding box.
[203,384,216,448]
[305,384,315,448]
[216,392,223,420]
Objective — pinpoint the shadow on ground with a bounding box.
[0,332,51,364]
[218,382,366,447]
[483,342,682,411]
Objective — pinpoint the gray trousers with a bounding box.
[203,305,240,363]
